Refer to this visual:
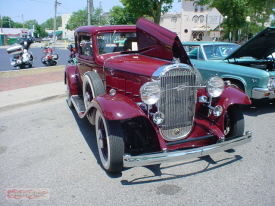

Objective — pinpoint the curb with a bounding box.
[0,93,66,113]
[0,77,67,112]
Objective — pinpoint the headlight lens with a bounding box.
[267,78,275,90]
[140,82,161,105]
[206,76,224,97]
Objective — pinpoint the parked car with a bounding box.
[182,27,275,100]
[42,37,50,41]
[65,17,252,173]
[32,37,42,43]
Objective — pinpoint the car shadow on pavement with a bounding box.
[120,154,242,185]
[242,100,275,116]
[68,106,124,178]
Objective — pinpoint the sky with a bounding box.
[0,0,182,25]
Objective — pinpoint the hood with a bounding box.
[226,27,275,60]
[136,18,191,66]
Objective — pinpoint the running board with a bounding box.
[71,95,86,118]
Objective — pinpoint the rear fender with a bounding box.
[90,94,147,121]
[65,65,81,96]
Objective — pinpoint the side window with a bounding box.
[198,47,204,60]
[79,35,92,57]
[186,46,199,60]
[96,32,137,54]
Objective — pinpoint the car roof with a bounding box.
[75,25,136,34]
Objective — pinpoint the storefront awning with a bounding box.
[55,31,62,35]
[49,31,63,36]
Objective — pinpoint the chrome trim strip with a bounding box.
[123,131,252,167]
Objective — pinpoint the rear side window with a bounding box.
[79,35,92,57]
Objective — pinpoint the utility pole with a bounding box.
[22,15,24,28]
[0,15,3,33]
[53,0,61,49]
[87,0,94,25]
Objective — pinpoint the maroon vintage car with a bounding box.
[65,18,252,173]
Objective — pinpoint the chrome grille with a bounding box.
[153,64,198,141]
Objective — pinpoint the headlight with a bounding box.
[267,78,275,90]
[206,76,224,97]
[140,82,161,105]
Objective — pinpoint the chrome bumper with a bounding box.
[252,87,275,99]
[123,131,252,167]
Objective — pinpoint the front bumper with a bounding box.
[252,87,275,99]
[123,131,252,167]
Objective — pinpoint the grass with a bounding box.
[0,65,65,78]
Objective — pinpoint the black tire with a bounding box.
[47,60,52,66]
[224,105,244,138]
[95,110,124,173]
[83,71,105,108]
[230,80,245,92]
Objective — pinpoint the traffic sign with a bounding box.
[207,8,223,30]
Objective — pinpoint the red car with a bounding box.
[65,18,252,173]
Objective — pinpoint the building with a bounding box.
[45,13,74,40]
[0,28,34,45]
[59,13,74,39]
[160,0,225,42]
[0,28,32,39]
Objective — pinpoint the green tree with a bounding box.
[66,9,87,30]
[24,19,38,30]
[13,22,23,28]
[197,0,275,41]
[271,19,275,26]
[66,7,107,30]
[1,16,14,28]
[91,7,108,25]
[109,6,137,25]
[34,24,48,37]
[120,0,175,24]
[41,16,62,30]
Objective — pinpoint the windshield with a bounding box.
[202,44,239,60]
[97,32,137,54]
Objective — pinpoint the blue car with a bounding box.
[182,27,275,100]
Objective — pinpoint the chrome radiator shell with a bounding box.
[152,63,200,141]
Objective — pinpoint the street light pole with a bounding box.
[53,0,61,50]
[246,16,250,41]
[87,0,93,25]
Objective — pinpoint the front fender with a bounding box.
[219,86,251,110]
[91,94,147,120]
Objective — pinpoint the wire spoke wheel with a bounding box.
[95,110,124,173]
